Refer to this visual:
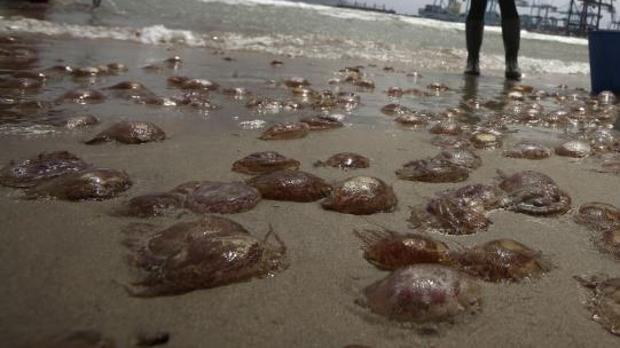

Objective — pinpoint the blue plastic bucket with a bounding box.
[589,30,620,95]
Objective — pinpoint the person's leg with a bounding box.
[465,0,487,75]
[498,0,521,80]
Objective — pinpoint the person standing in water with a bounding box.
[464,0,522,80]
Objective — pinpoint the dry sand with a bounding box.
[0,36,619,347]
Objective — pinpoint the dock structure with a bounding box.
[325,0,619,35]
[528,0,559,28]
[564,0,616,35]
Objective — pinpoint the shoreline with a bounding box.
[0,32,618,348]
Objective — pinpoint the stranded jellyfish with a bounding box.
[470,132,503,150]
[172,91,216,109]
[394,114,429,127]
[555,140,592,158]
[283,76,310,88]
[588,129,616,152]
[180,79,219,91]
[599,229,620,259]
[429,120,463,136]
[436,148,482,169]
[321,176,397,215]
[574,202,620,231]
[27,168,132,201]
[353,79,375,90]
[122,215,288,296]
[497,170,571,216]
[427,82,450,92]
[380,103,413,116]
[259,122,310,140]
[116,192,185,218]
[246,97,284,114]
[408,184,501,235]
[246,170,330,202]
[72,66,107,77]
[0,77,42,90]
[422,196,490,234]
[396,158,469,183]
[175,181,261,214]
[299,115,344,131]
[0,151,89,188]
[457,239,549,282]
[354,229,453,270]
[598,91,617,105]
[105,81,147,90]
[503,142,552,160]
[57,88,106,104]
[52,115,99,129]
[386,86,403,97]
[167,76,219,91]
[232,151,300,175]
[447,184,503,212]
[222,87,251,99]
[362,264,482,323]
[117,180,262,217]
[314,152,370,169]
[104,80,160,104]
[85,121,166,145]
[575,274,620,336]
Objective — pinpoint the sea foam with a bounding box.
[197,0,588,46]
[0,16,589,75]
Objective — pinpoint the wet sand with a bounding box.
[1,35,619,347]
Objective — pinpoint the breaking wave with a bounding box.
[0,16,589,74]
[195,0,588,46]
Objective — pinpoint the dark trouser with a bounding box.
[466,0,519,21]
[465,0,521,79]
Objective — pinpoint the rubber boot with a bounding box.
[501,17,522,80]
[465,20,484,75]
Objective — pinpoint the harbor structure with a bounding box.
[304,0,618,36]
[564,0,616,35]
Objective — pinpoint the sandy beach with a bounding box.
[1,8,619,347]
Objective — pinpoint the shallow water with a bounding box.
[1,2,620,348]
[0,0,590,75]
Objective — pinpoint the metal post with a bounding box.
[581,2,586,33]
[597,0,603,29]
[566,0,574,34]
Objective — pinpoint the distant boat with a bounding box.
[335,1,396,14]
[418,0,465,22]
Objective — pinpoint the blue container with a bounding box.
[589,30,620,95]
